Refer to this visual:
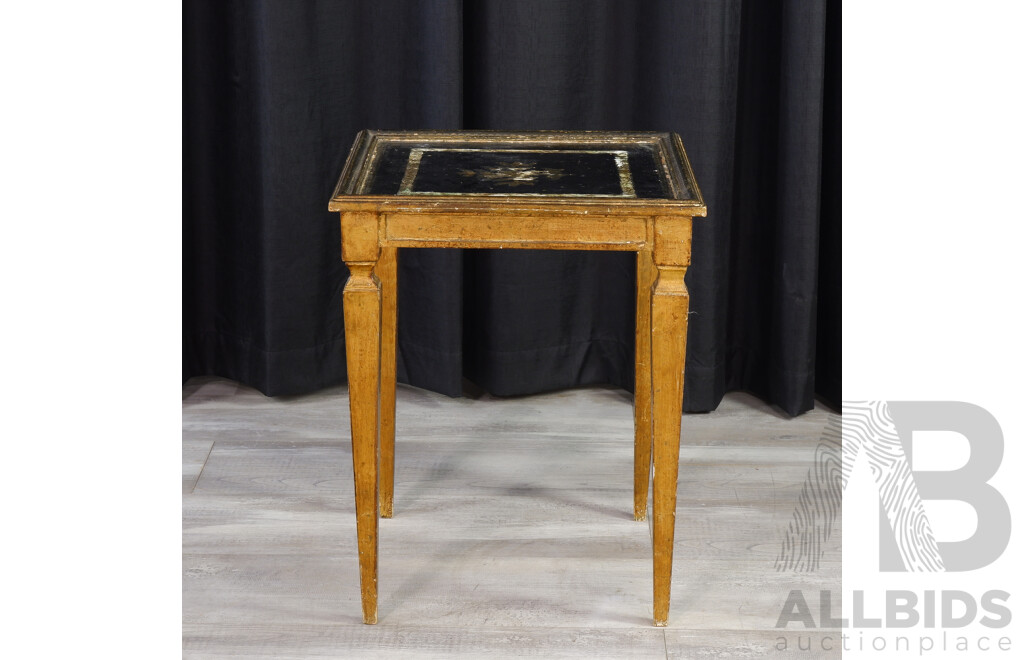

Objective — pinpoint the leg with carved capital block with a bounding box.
[341,212,382,625]
[650,216,692,627]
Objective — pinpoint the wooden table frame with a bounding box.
[329,130,706,626]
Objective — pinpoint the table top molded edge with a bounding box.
[328,130,707,216]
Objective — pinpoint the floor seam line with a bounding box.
[191,440,216,494]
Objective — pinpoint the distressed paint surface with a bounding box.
[331,130,707,626]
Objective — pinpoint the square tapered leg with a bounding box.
[377,246,398,518]
[634,248,656,521]
[342,211,383,625]
[650,216,691,627]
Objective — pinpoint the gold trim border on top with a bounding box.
[397,148,637,198]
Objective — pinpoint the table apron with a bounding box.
[382,213,651,251]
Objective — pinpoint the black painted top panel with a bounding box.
[367,143,670,199]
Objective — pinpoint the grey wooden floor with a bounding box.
[184,377,841,659]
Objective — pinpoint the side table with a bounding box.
[328,130,706,626]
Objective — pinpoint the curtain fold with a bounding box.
[184,0,840,416]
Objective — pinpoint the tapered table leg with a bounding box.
[378,246,398,518]
[650,216,692,627]
[342,212,383,625]
[633,248,656,521]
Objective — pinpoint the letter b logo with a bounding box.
[879,402,1011,571]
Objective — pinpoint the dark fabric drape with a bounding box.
[184,0,840,416]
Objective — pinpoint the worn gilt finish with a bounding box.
[377,245,398,520]
[332,130,706,626]
[650,215,692,627]
[633,242,656,522]
[340,210,382,624]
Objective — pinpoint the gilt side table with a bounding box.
[329,130,706,626]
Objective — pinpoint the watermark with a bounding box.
[773,401,1013,654]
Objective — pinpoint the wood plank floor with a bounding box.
[183,377,841,659]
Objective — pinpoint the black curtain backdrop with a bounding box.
[184,0,841,416]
